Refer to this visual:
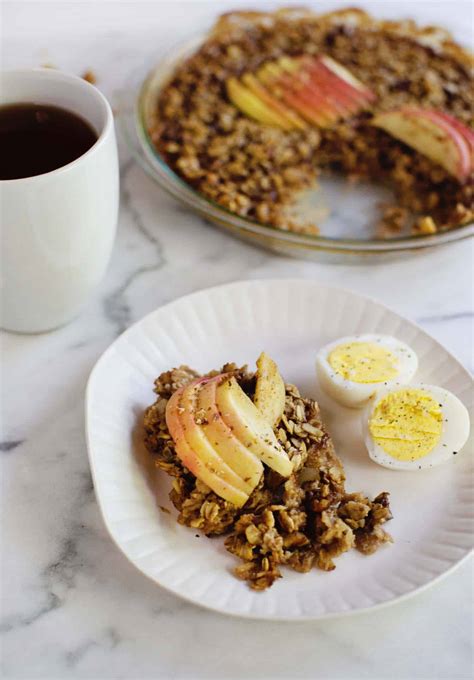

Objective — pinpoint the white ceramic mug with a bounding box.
[0,69,119,333]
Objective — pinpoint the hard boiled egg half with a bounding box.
[362,384,470,470]
[316,334,418,408]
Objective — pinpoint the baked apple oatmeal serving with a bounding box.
[143,353,392,590]
[150,6,473,238]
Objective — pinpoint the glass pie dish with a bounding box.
[116,35,473,262]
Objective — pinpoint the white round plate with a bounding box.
[85,280,473,620]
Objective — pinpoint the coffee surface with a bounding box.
[0,103,98,180]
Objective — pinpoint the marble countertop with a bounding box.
[2,2,473,678]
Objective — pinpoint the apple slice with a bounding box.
[319,56,376,104]
[198,377,264,490]
[216,377,293,477]
[228,54,377,130]
[372,107,472,182]
[285,86,337,127]
[258,62,335,127]
[166,382,249,507]
[254,352,286,427]
[298,67,356,118]
[288,75,341,124]
[434,111,474,151]
[241,73,307,130]
[300,58,361,115]
[275,55,375,124]
[179,379,256,494]
[276,56,300,76]
[279,87,334,127]
[226,77,293,129]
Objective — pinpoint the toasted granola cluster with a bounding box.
[144,364,392,590]
[151,7,473,237]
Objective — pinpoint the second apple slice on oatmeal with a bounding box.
[254,351,286,427]
[198,375,264,491]
[166,381,250,507]
[216,376,293,478]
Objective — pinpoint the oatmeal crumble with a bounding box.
[150,7,473,237]
[144,363,392,590]
[82,70,97,84]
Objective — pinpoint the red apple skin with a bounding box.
[373,107,471,183]
[403,107,471,181]
[179,378,253,492]
[281,59,340,124]
[242,73,307,130]
[274,71,335,126]
[317,57,375,106]
[165,382,212,482]
[287,84,338,125]
[304,58,366,111]
[433,110,474,150]
[233,54,377,129]
[198,376,264,490]
[259,63,335,125]
[165,380,249,507]
[278,86,333,126]
[319,56,377,103]
[293,71,348,119]
[288,60,344,118]
[299,74,353,118]
[300,57,360,115]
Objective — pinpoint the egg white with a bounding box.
[362,383,471,471]
[316,334,418,408]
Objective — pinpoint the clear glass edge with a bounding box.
[116,33,474,255]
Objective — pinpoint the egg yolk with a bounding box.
[369,388,443,460]
[328,342,399,384]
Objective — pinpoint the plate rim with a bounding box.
[85,278,473,621]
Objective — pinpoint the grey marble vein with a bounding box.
[65,640,98,668]
[0,439,24,452]
[0,592,62,634]
[65,627,121,668]
[44,536,81,589]
[103,264,160,335]
[1,469,95,635]
[418,311,474,324]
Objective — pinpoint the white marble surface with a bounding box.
[1,2,473,679]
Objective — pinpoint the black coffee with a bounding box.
[0,103,98,180]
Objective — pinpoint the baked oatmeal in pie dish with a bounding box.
[143,354,392,591]
[149,7,473,239]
